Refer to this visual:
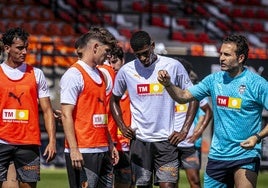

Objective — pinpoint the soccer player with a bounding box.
[0,27,56,188]
[108,46,134,188]
[174,58,213,188]
[110,30,198,188]
[158,34,268,188]
[60,27,119,188]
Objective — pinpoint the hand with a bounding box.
[111,146,119,166]
[188,130,201,143]
[168,131,188,145]
[43,142,57,163]
[240,135,258,149]
[70,148,84,170]
[158,70,171,87]
[120,125,135,140]
[53,109,62,121]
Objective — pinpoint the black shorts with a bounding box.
[65,151,113,188]
[205,157,260,187]
[114,150,132,185]
[130,138,179,186]
[0,143,40,182]
[178,146,200,170]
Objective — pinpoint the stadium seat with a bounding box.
[47,23,62,36]
[255,9,268,19]
[197,32,212,43]
[176,18,192,29]
[171,32,185,42]
[77,14,87,24]
[185,32,198,42]
[119,28,132,39]
[245,8,255,18]
[61,24,76,36]
[81,0,92,9]
[65,0,80,10]
[231,8,243,18]
[2,5,16,18]
[33,23,48,35]
[215,20,229,31]
[96,1,110,11]
[41,55,54,66]
[28,7,42,20]
[151,16,167,28]
[241,21,251,31]
[260,35,268,43]
[254,48,267,59]
[27,39,39,53]
[132,1,144,12]
[196,5,210,17]
[21,22,34,34]
[156,4,170,14]
[57,10,74,22]
[219,6,230,16]
[25,53,38,66]
[41,9,55,21]
[55,56,76,67]
[0,20,7,33]
[251,22,264,32]
[190,44,204,56]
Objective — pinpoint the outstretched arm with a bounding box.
[158,70,195,104]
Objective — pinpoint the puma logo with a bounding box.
[97,97,104,105]
[8,92,24,106]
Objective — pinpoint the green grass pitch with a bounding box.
[38,168,268,188]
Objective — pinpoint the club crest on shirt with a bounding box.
[239,85,246,94]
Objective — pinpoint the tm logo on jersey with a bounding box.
[2,109,29,121]
[175,104,188,113]
[217,96,242,109]
[137,83,164,95]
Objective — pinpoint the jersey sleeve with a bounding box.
[188,74,212,101]
[112,67,127,97]
[257,77,268,110]
[34,67,50,99]
[60,67,83,105]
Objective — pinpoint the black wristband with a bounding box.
[254,133,261,144]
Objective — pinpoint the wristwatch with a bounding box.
[254,133,261,144]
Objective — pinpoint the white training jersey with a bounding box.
[175,97,208,147]
[113,55,193,142]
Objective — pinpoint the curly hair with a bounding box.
[222,34,249,64]
[130,30,151,52]
[2,27,29,46]
[111,45,124,60]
